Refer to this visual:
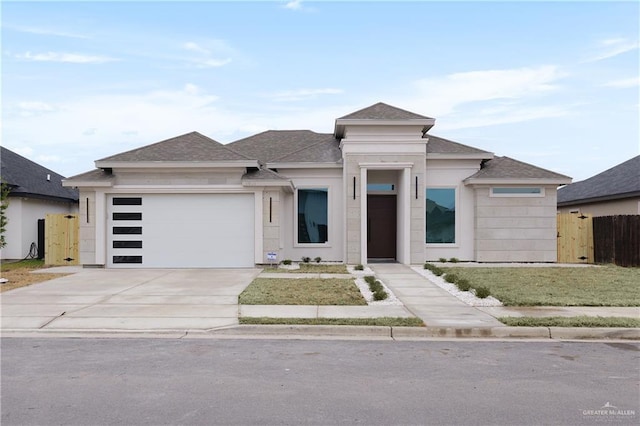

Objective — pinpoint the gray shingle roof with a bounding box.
[0,146,78,202]
[557,155,640,205]
[98,131,252,163]
[426,135,493,156]
[227,130,341,164]
[339,102,433,120]
[64,168,115,184]
[242,168,289,181]
[466,156,571,181]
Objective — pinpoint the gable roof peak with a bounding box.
[96,131,255,165]
[339,102,433,120]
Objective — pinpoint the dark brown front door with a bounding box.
[367,195,397,259]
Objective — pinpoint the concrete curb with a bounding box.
[1,326,638,340]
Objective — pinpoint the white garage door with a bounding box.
[107,194,255,268]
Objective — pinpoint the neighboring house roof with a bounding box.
[96,131,254,164]
[0,146,78,202]
[339,102,433,120]
[426,135,493,157]
[557,155,640,206]
[464,156,572,184]
[227,130,341,164]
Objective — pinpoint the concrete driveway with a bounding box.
[1,268,261,332]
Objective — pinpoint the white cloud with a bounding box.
[585,37,640,62]
[4,24,89,39]
[15,51,118,64]
[18,101,55,112]
[603,76,640,88]
[284,0,303,10]
[409,65,566,118]
[182,41,233,68]
[270,88,343,101]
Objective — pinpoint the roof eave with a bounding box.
[242,180,294,193]
[464,177,573,186]
[7,191,79,203]
[94,160,259,169]
[265,162,343,169]
[334,118,435,139]
[427,153,494,160]
[557,191,640,207]
[62,178,114,188]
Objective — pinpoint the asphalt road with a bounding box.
[1,338,638,425]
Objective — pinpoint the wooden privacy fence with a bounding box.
[44,213,79,265]
[557,213,594,263]
[593,215,640,267]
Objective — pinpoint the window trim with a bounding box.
[425,186,459,247]
[490,187,545,197]
[294,186,331,247]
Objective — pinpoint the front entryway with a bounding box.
[367,195,397,260]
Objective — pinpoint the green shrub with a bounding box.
[282,259,292,265]
[475,286,491,299]
[438,257,447,263]
[301,256,311,263]
[456,279,471,291]
[355,264,364,271]
[444,273,458,283]
[373,289,388,301]
[449,257,459,263]
[364,275,376,285]
[432,267,444,276]
[314,257,322,263]
[369,280,384,293]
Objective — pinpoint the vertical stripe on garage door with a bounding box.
[108,194,255,268]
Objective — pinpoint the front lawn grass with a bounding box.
[499,316,640,328]
[0,259,69,293]
[441,266,640,306]
[262,264,349,274]
[239,317,425,327]
[239,278,367,305]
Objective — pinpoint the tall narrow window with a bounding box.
[426,188,455,243]
[297,188,328,243]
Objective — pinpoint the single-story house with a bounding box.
[557,155,640,216]
[1,146,79,260]
[63,102,571,268]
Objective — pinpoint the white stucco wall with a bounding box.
[1,197,77,260]
[277,168,344,262]
[424,159,480,261]
[474,185,559,262]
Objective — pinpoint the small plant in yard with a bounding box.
[314,256,322,263]
[444,273,458,283]
[474,286,491,299]
[354,264,364,271]
[456,278,472,292]
[373,289,388,301]
[282,259,292,265]
[424,263,444,276]
[438,257,447,263]
[448,257,459,263]
[364,275,376,285]
[301,256,311,263]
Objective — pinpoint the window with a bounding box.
[113,226,142,235]
[367,183,395,192]
[491,187,543,196]
[426,188,455,244]
[112,197,142,205]
[297,188,328,244]
[113,212,142,221]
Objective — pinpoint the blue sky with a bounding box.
[2,1,638,182]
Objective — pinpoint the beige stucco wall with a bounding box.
[113,169,245,185]
[78,190,97,265]
[262,189,281,264]
[474,186,559,262]
[557,197,640,216]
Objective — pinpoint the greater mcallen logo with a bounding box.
[582,402,636,421]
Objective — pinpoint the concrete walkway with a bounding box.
[370,264,504,327]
